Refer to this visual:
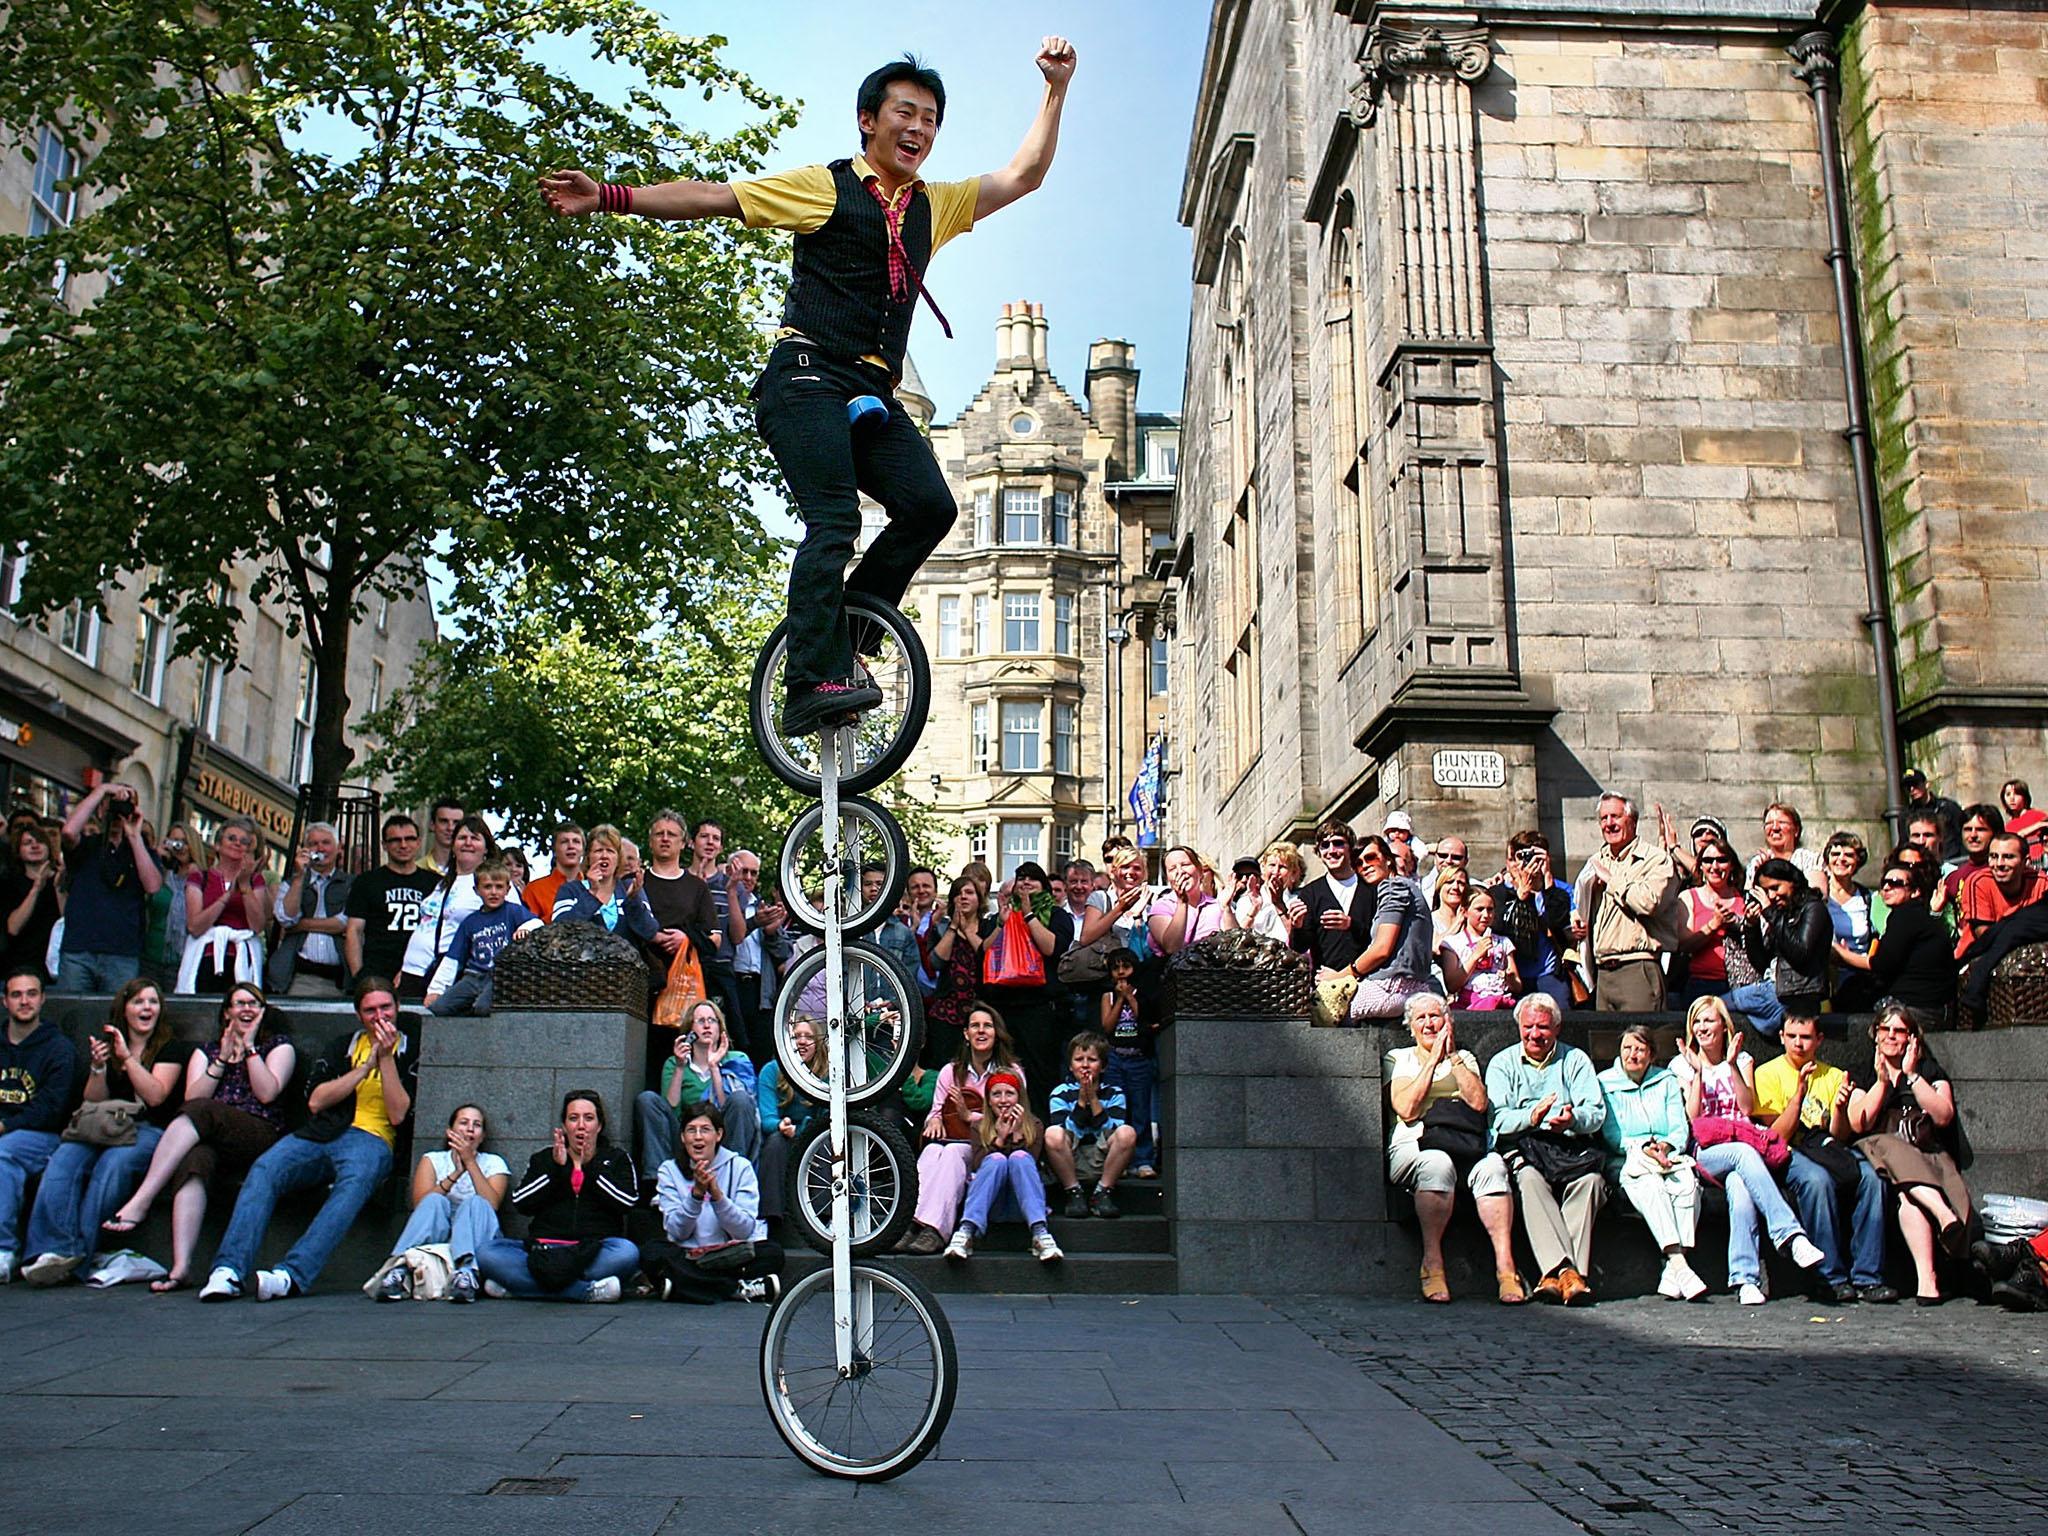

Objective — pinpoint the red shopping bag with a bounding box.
[982,908,1045,986]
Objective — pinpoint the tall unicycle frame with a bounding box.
[753,594,956,1481]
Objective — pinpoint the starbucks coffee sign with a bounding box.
[1431,750,1506,790]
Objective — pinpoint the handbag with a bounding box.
[686,1239,757,1273]
[1057,931,1121,987]
[525,1237,603,1293]
[983,909,1045,986]
[1417,1099,1489,1166]
[62,1099,143,1147]
[1691,1113,1791,1172]
[1502,1128,1606,1187]
[652,933,707,1031]
[1795,1129,1865,1193]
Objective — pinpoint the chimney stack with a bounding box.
[1086,338,1140,480]
[996,302,1015,367]
[1030,303,1049,369]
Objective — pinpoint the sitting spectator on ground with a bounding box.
[1746,803,1822,890]
[1836,856,1955,1031]
[398,814,496,1001]
[1485,992,1607,1305]
[1902,768,1963,862]
[552,823,660,947]
[1577,793,1683,1013]
[1,822,62,983]
[268,821,353,997]
[1490,830,1574,1010]
[641,1101,785,1304]
[1673,838,1750,1006]
[1940,803,2002,907]
[1599,1026,1707,1301]
[755,1017,823,1229]
[1231,841,1306,944]
[1438,885,1518,1010]
[1670,997,1826,1305]
[375,1102,509,1304]
[1098,947,1160,1178]
[0,967,81,1281]
[477,1091,639,1303]
[426,856,541,1016]
[901,1005,1020,1255]
[1955,831,2047,960]
[521,822,585,925]
[1345,835,1439,1020]
[197,976,416,1302]
[944,1068,1062,1263]
[636,1000,761,1178]
[180,816,271,994]
[53,782,164,995]
[1752,1014,1895,1304]
[1820,831,1878,1013]
[345,815,435,990]
[20,979,188,1287]
[102,984,296,1291]
[1725,858,1831,1037]
[1385,994,1521,1305]
[1847,1004,1971,1306]
[1045,1031,1138,1220]
[2000,778,2046,864]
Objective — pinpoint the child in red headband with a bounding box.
[944,1068,1060,1263]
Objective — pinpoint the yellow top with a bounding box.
[349,1032,397,1146]
[1751,1054,1846,1132]
[732,154,979,250]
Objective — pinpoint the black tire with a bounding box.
[771,940,923,1108]
[748,593,930,797]
[777,795,910,940]
[761,1258,958,1481]
[784,1108,918,1257]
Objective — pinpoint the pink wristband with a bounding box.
[598,181,635,215]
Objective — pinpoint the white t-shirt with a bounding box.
[1668,1051,1756,1122]
[1326,872,1360,914]
[401,874,483,978]
[423,1148,510,1210]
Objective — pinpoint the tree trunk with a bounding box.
[306,571,358,802]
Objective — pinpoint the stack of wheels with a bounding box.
[748,594,959,1482]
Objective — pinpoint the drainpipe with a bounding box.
[1790,30,1908,845]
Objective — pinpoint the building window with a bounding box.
[366,657,385,716]
[969,823,988,865]
[1145,432,1179,481]
[1009,412,1036,437]
[1053,701,1078,774]
[1000,699,1042,772]
[970,701,989,772]
[1054,823,1078,865]
[1003,592,1040,653]
[289,651,317,785]
[1150,632,1169,696]
[0,549,26,614]
[28,125,80,299]
[196,656,226,738]
[1052,490,1074,547]
[1216,235,1262,788]
[56,600,102,666]
[375,592,390,635]
[998,821,1042,883]
[937,595,962,659]
[1002,487,1041,545]
[972,594,989,656]
[1054,594,1075,655]
[973,490,992,546]
[1325,199,1373,651]
[132,605,170,705]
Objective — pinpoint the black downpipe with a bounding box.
[1791,29,1908,844]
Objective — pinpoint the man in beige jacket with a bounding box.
[1578,795,1683,1012]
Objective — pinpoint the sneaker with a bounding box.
[584,1276,623,1304]
[1669,1257,1708,1301]
[1657,1258,1684,1300]
[447,1270,479,1305]
[22,1252,84,1288]
[1030,1229,1064,1263]
[198,1266,242,1302]
[482,1278,510,1299]
[253,1268,295,1302]
[944,1227,974,1261]
[1062,1186,1089,1219]
[736,1275,782,1305]
[780,677,883,736]
[1089,1185,1121,1220]
[897,1222,945,1256]
[1858,1282,1901,1305]
[1738,1283,1768,1307]
[1786,1234,1826,1271]
[378,1267,413,1303]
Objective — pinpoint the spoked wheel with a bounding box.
[785,1108,917,1257]
[748,593,931,796]
[761,1258,958,1481]
[778,795,910,940]
[772,940,922,1107]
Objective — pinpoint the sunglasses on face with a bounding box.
[1317,838,1351,851]
[1880,876,1911,890]
[1701,856,1731,866]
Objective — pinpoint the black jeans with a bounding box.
[754,340,956,690]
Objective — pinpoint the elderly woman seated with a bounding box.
[1384,993,1522,1304]
[1598,1025,1707,1300]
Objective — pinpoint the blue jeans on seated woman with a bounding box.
[474,1235,638,1300]
[958,1149,1048,1234]
[387,1191,502,1275]
[1697,1140,1804,1287]
[24,1126,164,1260]
[1724,980,1785,1037]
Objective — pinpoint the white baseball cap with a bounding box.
[1383,810,1415,836]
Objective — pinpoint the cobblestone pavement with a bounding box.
[1281,1292,2048,1535]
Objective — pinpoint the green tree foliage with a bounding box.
[0,0,796,793]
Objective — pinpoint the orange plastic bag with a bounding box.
[652,933,707,1030]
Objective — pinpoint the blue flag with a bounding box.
[1128,735,1165,849]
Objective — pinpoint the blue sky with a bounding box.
[641,2,1204,421]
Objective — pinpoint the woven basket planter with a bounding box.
[494,923,651,1018]
[1987,940,2048,1030]
[1163,930,1312,1020]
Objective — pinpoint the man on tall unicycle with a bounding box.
[544,37,1077,738]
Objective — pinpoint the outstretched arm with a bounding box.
[540,169,740,222]
[975,36,1077,221]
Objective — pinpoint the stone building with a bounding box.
[0,122,437,858]
[897,305,1180,880]
[1165,0,2048,871]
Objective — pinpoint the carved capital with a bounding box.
[1350,20,1492,127]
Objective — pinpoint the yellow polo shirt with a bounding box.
[1751,1053,1846,1133]
[349,1032,397,1146]
[732,154,979,249]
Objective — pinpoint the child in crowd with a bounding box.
[1046,1030,1139,1218]
[1438,886,1518,1010]
[1097,947,1160,1178]
[900,1004,1022,1254]
[944,1068,1062,1263]
[641,1102,785,1304]
[426,857,540,1016]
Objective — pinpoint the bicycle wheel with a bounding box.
[748,593,930,797]
[761,1258,958,1481]
[772,940,922,1108]
[785,1108,917,1257]
[778,796,910,940]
